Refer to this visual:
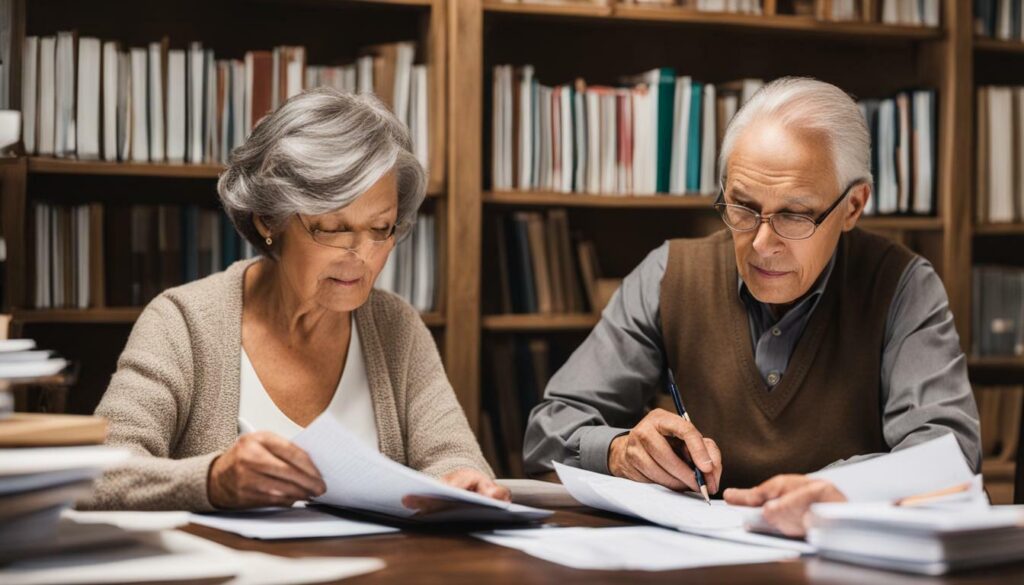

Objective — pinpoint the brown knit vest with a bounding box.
[659,228,915,490]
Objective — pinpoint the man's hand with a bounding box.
[607,408,722,494]
[207,431,326,509]
[724,474,846,537]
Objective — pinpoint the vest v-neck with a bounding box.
[722,242,842,421]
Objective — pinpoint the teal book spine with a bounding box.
[656,68,676,194]
[686,81,703,193]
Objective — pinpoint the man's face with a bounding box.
[724,120,864,307]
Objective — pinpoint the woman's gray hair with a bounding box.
[218,86,427,257]
[718,77,871,191]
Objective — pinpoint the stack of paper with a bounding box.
[807,503,1024,575]
[1,510,385,585]
[191,505,398,540]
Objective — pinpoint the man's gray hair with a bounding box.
[218,86,426,257]
[718,77,871,191]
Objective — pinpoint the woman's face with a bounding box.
[275,171,400,313]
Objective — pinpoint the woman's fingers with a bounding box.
[440,469,511,502]
[252,433,326,494]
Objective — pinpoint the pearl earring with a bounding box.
[265,236,273,246]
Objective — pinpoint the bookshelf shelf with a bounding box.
[482,313,599,332]
[974,223,1024,235]
[25,157,447,197]
[858,216,944,231]
[27,157,225,179]
[975,37,1024,54]
[14,308,446,327]
[970,357,1024,371]
[484,191,716,209]
[484,2,943,41]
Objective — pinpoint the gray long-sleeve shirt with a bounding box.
[523,240,982,479]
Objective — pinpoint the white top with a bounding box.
[238,317,379,450]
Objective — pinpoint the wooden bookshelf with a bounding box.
[5,0,452,415]
[975,37,1024,54]
[484,1,943,41]
[482,313,599,332]
[974,223,1024,235]
[484,191,715,209]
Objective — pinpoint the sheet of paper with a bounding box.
[554,462,813,553]
[62,510,191,532]
[475,525,799,571]
[810,433,975,502]
[292,412,551,521]
[0,526,385,585]
[190,506,399,540]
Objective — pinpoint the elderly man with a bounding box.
[523,77,981,536]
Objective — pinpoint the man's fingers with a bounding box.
[627,443,692,491]
[636,428,699,488]
[702,438,722,494]
[653,414,714,475]
[723,487,765,506]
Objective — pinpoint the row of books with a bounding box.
[859,89,937,216]
[21,35,429,169]
[491,65,937,216]
[977,86,1024,223]
[621,0,763,12]
[375,214,438,313]
[32,202,258,309]
[975,0,1024,39]
[491,65,763,196]
[494,209,608,315]
[32,201,439,312]
[972,266,1024,358]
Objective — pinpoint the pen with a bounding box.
[665,367,710,505]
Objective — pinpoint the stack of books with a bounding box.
[881,0,941,26]
[0,412,128,561]
[976,85,1024,224]
[21,35,429,169]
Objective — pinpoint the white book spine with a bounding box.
[76,38,102,160]
[22,37,38,155]
[519,67,535,190]
[102,41,119,161]
[586,91,600,194]
[37,37,55,156]
[244,52,254,137]
[560,87,573,194]
[166,51,186,163]
[129,48,149,162]
[148,42,165,162]
[54,32,75,157]
[411,65,429,170]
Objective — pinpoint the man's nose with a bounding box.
[751,220,783,256]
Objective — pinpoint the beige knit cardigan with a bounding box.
[80,258,492,511]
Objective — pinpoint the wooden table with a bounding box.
[183,507,1024,584]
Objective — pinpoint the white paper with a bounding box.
[475,525,799,571]
[190,506,398,540]
[554,462,813,554]
[0,446,131,476]
[811,433,975,502]
[0,528,384,585]
[61,510,191,533]
[292,413,551,521]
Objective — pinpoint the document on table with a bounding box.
[553,462,814,554]
[474,525,800,571]
[810,432,975,502]
[1,514,385,585]
[190,505,399,540]
[292,412,552,523]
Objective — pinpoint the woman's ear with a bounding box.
[253,215,271,239]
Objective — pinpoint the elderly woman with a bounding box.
[82,88,505,511]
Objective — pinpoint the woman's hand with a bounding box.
[207,431,326,509]
[724,474,847,537]
[401,468,510,514]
